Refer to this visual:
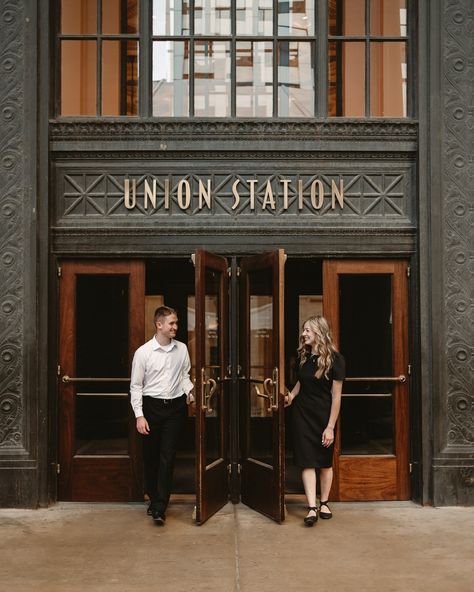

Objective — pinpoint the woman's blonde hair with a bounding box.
[298,315,338,379]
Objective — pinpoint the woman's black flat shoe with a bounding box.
[319,500,332,520]
[304,507,318,526]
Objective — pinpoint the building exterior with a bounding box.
[0,0,472,513]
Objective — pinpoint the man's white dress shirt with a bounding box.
[130,337,194,418]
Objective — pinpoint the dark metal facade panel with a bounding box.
[428,0,474,505]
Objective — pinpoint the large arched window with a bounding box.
[57,0,410,118]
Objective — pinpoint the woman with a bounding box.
[285,316,345,526]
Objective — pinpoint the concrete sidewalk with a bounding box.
[1,500,473,592]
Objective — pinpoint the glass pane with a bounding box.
[341,395,394,454]
[76,395,129,455]
[248,268,274,464]
[370,42,407,117]
[236,0,273,36]
[61,41,97,116]
[102,40,139,116]
[75,275,130,456]
[102,0,139,34]
[61,0,97,34]
[153,0,190,36]
[370,0,406,36]
[195,41,231,117]
[278,41,314,117]
[328,0,365,36]
[195,0,231,36]
[328,41,365,116]
[236,42,273,117]
[204,270,221,466]
[153,41,189,116]
[339,274,394,455]
[278,0,314,36]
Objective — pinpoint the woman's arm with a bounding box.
[322,380,343,447]
[285,381,301,406]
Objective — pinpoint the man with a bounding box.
[130,306,194,525]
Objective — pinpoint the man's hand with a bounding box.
[136,416,150,435]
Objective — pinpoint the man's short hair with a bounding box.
[154,306,177,324]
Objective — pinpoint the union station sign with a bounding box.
[124,176,345,213]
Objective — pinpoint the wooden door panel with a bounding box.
[338,457,397,501]
[323,260,410,501]
[194,250,229,524]
[240,250,286,522]
[58,260,144,502]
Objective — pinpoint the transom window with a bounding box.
[57,0,410,118]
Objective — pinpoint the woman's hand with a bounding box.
[322,426,334,447]
[284,391,293,407]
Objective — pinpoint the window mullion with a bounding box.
[273,1,278,117]
[140,0,151,117]
[365,0,370,117]
[317,0,327,117]
[190,0,195,117]
[97,0,102,116]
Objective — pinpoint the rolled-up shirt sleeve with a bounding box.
[130,349,145,418]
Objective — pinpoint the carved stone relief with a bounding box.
[443,1,474,448]
[0,0,25,449]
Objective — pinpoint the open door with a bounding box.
[194,250,230,524]
[323,260,410,500]
[239,250,286,522]
[58,260,144,501]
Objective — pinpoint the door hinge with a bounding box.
[190,254,196,267]
[408,364,412,376]
[406,266,411,278]
[55,463,61,475]
[227,267,232,277]
[236,266,241,277]
[57,365,61,376]
[57,266,62,278]
[409,462,413,474]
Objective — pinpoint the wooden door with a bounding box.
[194,250,230,524]
[323,260,410,500]
[58,260,144,501]
[239,250,286,522]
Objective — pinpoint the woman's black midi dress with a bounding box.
[291,352,345,468]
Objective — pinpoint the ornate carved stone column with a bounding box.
[428,0,474,504]
[0,0,41,506]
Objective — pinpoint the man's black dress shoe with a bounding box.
[151,508,166,525]
[146,503,152,516]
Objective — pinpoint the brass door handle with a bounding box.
[62,375,130,383]
[201,368,218,412]
[345,375,406,383]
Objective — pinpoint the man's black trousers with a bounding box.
[142,394,187,514]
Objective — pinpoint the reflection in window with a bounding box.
[153,0,190,35]
[236,0,273,35]
[370,42,407,117]
[102,40,139,116]
[61,41,97,116]
[371,0,407,36]
[328,0,407,117]
[329,0,365,36]
[195,0,231,35]
[236,42,273,117]
[103,0,139,33]
[195,41,231,117]
[60,0,139,116]
[278,0,314,36]
[153,41,189,116]
[278,41,314,117]
[61,0,97,34]
[328,41,365,117]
